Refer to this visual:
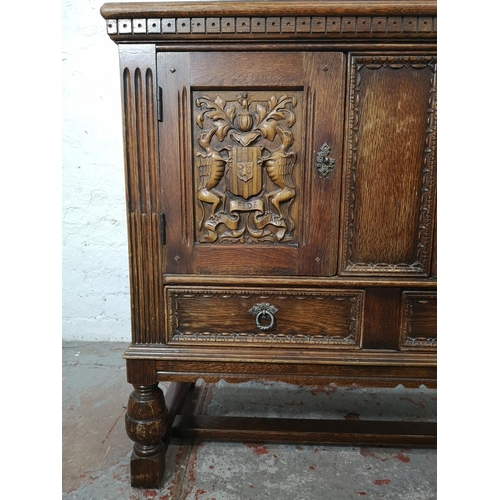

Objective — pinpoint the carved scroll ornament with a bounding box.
[194,92,299,244]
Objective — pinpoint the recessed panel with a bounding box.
[192,90,302,245]
[340,54,437,276]
[165,287,363,348]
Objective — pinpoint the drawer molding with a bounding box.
[400,291,437,350]
[171,331,358,345]
[166,288,363,347]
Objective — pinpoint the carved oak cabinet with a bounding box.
[101,0,437,488]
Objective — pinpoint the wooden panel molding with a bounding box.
[165,287,363,347]
[121,46,164,344]
[193,91,300,244]
[400,291,437,350]
[340,54,437,277]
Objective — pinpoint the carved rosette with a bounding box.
[193,91,299,244]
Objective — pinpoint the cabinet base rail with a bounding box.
[171,414,437,447]
[127,381,436,488]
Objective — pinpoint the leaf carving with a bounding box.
[256,95,296,140]
[256,104,267,125]
[196,95,235,140]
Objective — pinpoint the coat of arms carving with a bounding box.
[193,91,299,243]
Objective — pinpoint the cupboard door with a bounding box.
[339,54,437,277]
[157,51,345,276]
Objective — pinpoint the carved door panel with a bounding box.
[158,51,345,276]
[339,54,437,277]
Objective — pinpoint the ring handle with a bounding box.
[249,303,278,331]
[255,310,275,330]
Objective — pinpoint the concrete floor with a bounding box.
[62,341,437,499]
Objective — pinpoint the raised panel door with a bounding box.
[339,54,437,277]
[158,51,346,277]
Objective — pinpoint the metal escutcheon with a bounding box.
[316,142,335,177]
[249,303,278,331]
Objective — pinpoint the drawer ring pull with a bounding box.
[249,303,279,331]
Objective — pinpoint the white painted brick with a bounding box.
[62,0,137,341]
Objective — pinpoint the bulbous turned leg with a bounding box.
[125,384,168,488]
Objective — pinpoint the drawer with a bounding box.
[165,287,364,348]
[400,291,437,350]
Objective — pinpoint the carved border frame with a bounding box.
[165,288,363,347]
[400,291,437,350]
[340,54,437,276]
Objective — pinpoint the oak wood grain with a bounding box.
[103,1,438,486]
[340,54,437,277]
[165,287,363,347]
[362,288,401,350]
[101,1,437,19]
[120,44,164,344]
[171,415,436,446]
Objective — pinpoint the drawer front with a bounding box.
[400,291,437,350]
[165,287,364,348]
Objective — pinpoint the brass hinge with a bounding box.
[157,86,163,122]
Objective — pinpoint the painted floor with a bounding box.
[62,341,437,500]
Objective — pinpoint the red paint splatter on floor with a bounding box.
[314,448,320,453]
[344,412,360,420]
[209,465,214,470]
[143,491,157,498]
[310,384,338,396]
[174,449,185,464]
[273,454,278,458]
[186,445,200,483]
[162,477,177,499]
[360,447,375,458]
[194,489,207,500]
[393,452,410,463]
[249,485,254,489]
[102,407,126,444]
[358,492,367,496]
[309,465,316,470]
[360,447,389,461]
[244,443,269,455]
[399,397,426,409]
[112,464,129,481]
[373,479,391,485]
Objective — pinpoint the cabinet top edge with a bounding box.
[100,1,437,19]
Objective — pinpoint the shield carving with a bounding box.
[228,146,262,199]
[237,162,254,182]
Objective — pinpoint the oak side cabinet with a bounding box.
[101,0,437,488]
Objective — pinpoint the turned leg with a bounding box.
[125,384,167,488]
